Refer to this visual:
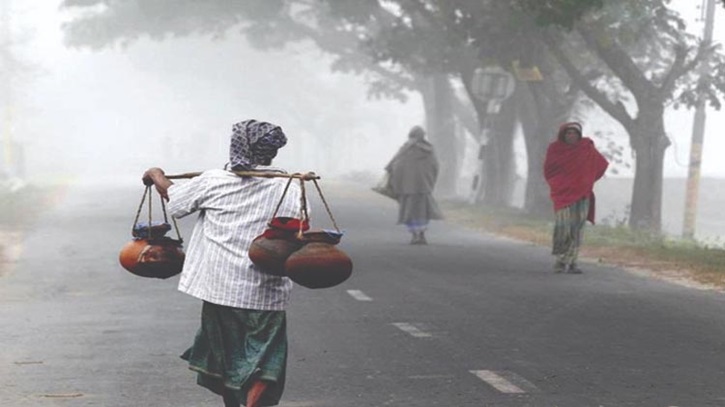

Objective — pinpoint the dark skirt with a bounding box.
[181,302,288,406]
[397,193,443,224]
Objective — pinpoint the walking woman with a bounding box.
[143,119,301,407]
[544,122,608,274]
[386,125,443,244]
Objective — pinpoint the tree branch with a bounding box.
[289,21,417,89]
[658,43,688,96]
[576,25,659,102]
[659,41,712,98]
[543,31,634,129]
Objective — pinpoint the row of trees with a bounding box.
[60,0,725,233]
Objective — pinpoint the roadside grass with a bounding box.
[0,185,66,229]
[441,200,725,289]
[0,184,68,276]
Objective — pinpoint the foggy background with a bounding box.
[4,0,725,240]
[8,2,425,184]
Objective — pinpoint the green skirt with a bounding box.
[180,302,288,406]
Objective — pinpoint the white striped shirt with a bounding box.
[166,167,303,310]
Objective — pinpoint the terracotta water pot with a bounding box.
[249,235,303,276]
[132,221,172,239]
[119,237,185,279]
[248,217,309,276]
[284,231,352,289]
[269,217,309,232]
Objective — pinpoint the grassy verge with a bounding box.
[0,184,68,276]
[0,185,67,229]
[441,200,725,289]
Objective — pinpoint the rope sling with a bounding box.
[120,170,352,288]
[120,185,185,280]
[131,185,183,242]
[167,170,341,238]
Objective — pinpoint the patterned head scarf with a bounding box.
[229,119,287,170]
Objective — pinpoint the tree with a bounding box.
[351,0,534,207]
[538,0,725,232]
[384,1,583,212]
[60,0,477,197]
[512,0,604,30]
[400,0,724,230]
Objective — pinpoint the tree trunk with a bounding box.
[482,92,518,207]
[628,112,669,232]
[420,74,460,198]
[456,63,517,207]
[518,83,555,217]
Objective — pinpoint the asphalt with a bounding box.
[1,182,725,407]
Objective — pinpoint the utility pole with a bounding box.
[682,0,716,239]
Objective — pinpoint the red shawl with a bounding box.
[544,136,608,223]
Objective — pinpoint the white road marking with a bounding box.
[391,322,432,338]
[470,370,528,394]
[346,289,372,301]
[408,374,455,380]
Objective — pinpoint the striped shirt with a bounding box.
[166,167,303,310]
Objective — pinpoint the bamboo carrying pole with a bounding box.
[166,171,320,181]
[165,170,340,233]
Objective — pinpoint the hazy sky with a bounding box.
[6,0,725,185]
[9,1,424,184]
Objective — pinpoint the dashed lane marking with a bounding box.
[470,370,538,394]
[391,322,432,338]
[346,289,372,301]
[408,374,455,380]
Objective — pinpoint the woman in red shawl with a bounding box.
[543,122,608,274]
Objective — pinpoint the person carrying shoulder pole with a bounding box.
[143,119,301,407]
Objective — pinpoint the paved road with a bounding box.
[2,182,725,406]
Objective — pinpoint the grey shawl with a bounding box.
[385,139,439,195]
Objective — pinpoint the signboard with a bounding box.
[512,60,544,82]
[470,66,516,102]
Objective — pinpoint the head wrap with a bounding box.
[408,125,426,140]
[557,122,583,142]
[229,119,287,170]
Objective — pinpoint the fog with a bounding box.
[3,1,725,239]
[6,2,424,186]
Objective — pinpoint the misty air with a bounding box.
[1,1,725,406]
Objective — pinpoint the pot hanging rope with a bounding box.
[285,177,353,289]
[159,169,352,288]
[248,177,309,276]
[248,174,353,288]
[119,186,185,279]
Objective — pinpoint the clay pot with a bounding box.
[119,237,185,279]
[299,230,342,244]
[284,232,352,289]
[132,221,172,239]
[269,217,309,232]
[249,235,303,276]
